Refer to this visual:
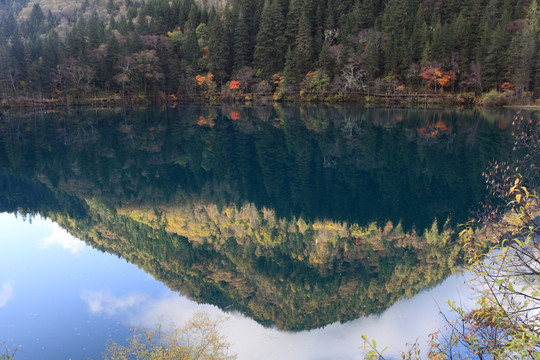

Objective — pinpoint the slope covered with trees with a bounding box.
[0,0,539,104]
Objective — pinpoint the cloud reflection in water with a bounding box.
[40,224,86,255]
[81,290,148,317]
[0,281,14,307]
[81,272,475,360]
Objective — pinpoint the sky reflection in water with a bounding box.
[0,212,477,360]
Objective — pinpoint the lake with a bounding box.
[0,105,517,359]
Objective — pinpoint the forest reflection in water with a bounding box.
[0,105,516,331]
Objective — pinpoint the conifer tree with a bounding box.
[184,27,200,75]
[294,9,313,77]
[285,0,302,45]
[483,10,510,90]
[358,0,375,29]
[510,0,539,99]
[254,0,286,78]
[209,16,230,85]
[233,12,251,71]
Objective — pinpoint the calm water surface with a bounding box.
[0,105,518,359]
[0,213,475,360]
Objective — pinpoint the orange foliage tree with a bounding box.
[420,67,456,93]
[229,80,241,90]
[195,73,216,97]
[500,82,514,93]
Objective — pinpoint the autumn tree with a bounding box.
[419,66,456,93]
[104,312,236,360]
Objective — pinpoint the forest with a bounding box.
[0,0,539,105]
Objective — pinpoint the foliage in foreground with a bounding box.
[430,181,539,359]
[103,312,236,360]
[362,113,540,359]
[0,343,16,360]
[362,178,540,360]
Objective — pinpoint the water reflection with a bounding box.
[0,105,515,331]
[0,281,14,308]
[0,211,475,359]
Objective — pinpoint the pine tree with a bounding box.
[86,11,104,48]
[254,0,286,78]
[408,5,426,64]
[208,16,230,85]
[510,0,539,99]
[9,27,25,72]
[233,11,251,71]
[294,8,313,77]
[186,5,200,30]
[285,0,302,45]
[359,0,375,29]
[184,27,200,74]
[483,10,510,89]
[27,3,44,35]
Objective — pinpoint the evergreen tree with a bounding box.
[293,9,313,78]
[186,4,200,30]
[87,11,104,48]
[483,10,510,89]
[66,18,87,57]
[233,11,251,71]
[359,0,376,29]
[408,6,426,64]
[9,27,25,71]
[285,0,302,44]
[510,0,539,99]
[27,3,44,35]
[208,16,230,85]
[254,0,286,78]
[184,27,200,74]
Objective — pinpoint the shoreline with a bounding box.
[0,93,539,111]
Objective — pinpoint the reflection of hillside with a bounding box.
[51,200,462,330]
[0,106,513,230]
[0,106,516,329]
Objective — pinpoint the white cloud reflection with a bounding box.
[93,272,476,360]
[81,290,148,316]
[0,281,14,307]
[41,223,86,254]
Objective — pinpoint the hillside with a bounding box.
[0,0,538,105]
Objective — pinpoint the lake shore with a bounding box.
[1,91,538,110]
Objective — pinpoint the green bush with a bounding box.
[480,89,508,107]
